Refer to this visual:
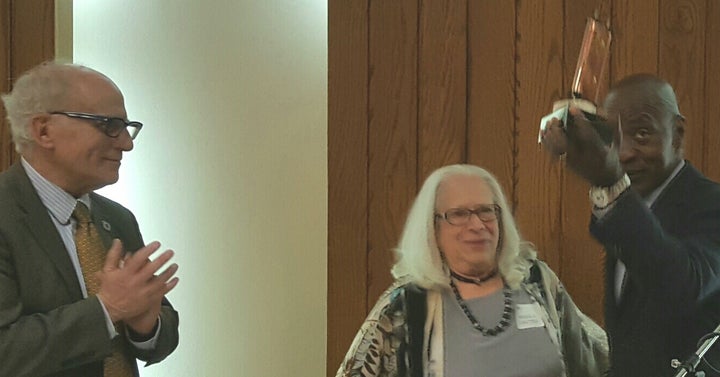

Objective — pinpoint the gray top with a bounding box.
[443,286,564,376]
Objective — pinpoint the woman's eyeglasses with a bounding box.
[435,204,501,226]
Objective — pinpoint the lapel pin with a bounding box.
[101,221,112,232]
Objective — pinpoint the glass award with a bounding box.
[539,15,612,144]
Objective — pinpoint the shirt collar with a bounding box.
[643,160,685,207]
[21,157,92,224]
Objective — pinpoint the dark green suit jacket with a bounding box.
[0,162,179,377]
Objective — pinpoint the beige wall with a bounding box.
[67,1,327,376]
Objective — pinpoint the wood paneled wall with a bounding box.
[328,0,720,374]
[0,0,55,171]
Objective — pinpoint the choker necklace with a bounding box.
[449,279,513,336]
[450,268,498,285]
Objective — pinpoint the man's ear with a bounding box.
[672,114,685,151]
[29,114,54,149]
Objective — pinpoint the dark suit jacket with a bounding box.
[0,163,179,377]
[590,162,720,376]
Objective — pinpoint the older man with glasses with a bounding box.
[0,62,180,377]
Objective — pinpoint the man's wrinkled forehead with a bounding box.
[602,82,679,119]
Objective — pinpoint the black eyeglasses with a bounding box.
[435,204,501,226]
[50,111,143,140]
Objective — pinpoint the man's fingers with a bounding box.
[123,241,162,271]
[567,106,613,146]
[162,277,180,295]
[548,117,564,128]
[541,121,568,157]
[154,266,180,295]
[566,106,589,138]
[139,249,176,278]
[145,269,180,299]
[155,263,179,283]
[103,239,124,271]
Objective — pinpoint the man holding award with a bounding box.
[541,72,720,375]
[539,5,720,374]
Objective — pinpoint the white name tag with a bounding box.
[515,303,545,329]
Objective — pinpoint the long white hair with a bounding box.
[391,164,536,290]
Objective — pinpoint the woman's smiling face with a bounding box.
[435,174,500,277]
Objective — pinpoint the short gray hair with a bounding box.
[1,61,106,153]
[391,164,536,290]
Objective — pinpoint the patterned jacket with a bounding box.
[336,259,608,377]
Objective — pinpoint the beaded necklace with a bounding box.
[449,279,514,336]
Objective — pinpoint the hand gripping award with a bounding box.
[538,6,628,208]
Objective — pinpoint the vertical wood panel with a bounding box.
[1,0,54,171]
[326,1,368,375]
[705,0,720,182]
[0,0,10,170]
[10,0,54,78]
[515,0,564,270]
[367,0,418,307]
[559,0,608,325]
[467,0,515,205]
[417,0,466,181]
[611,0,659,80]
[659,0,705,168]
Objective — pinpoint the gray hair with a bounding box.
[391,164,536,290]
[1,61,109,153]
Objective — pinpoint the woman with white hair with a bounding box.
[337,164,608,377]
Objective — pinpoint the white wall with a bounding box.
[71,1,327,376]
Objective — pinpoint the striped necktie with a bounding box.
[73,202,135,377]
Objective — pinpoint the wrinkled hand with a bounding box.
[96,240,179,335]
[540,107,624,186]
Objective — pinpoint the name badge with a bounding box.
[515,303,545,329]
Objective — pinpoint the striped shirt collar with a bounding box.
[21,157,92,224]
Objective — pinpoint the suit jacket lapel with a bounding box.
[8,163,82,297]
[651,161,693,228]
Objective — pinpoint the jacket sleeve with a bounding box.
[590,178,720,308]
[132,299,179,365]
[537,261,610,377]
[336,283,406,377]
